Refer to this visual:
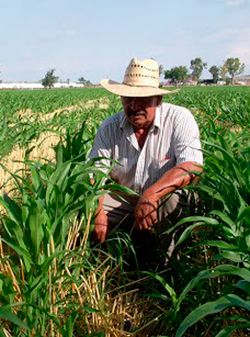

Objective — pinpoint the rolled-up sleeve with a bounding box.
[173,109,203,166]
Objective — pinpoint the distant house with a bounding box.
[217,80,226,86]
[185,79,197,86]
[0,82,85,90]
[235,75,250,85]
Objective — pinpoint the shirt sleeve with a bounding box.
[89,122,112,174]
[173,108,203,166]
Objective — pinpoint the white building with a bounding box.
[0,82,85,90]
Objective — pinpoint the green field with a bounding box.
[0,86,249,336]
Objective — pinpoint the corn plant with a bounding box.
[1,85,250,336]
[0,123,123,335]
[148,129,250,336]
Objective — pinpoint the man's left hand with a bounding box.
[135,195,158,230]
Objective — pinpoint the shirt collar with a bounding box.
[119,105,161,130]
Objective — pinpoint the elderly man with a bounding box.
[90,58,203,267]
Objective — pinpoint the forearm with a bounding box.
[94,195,109,242]
[96,195,106,215]
[143,161,202,202]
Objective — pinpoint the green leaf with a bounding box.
[28,201,45,258]
[30,165,42,191]
[175,294,250,337]
[238,206,250,226]
[144,272,177,305]
[177,265,250,312]
[0,306,29,329]
[1,238,32,272]
[234,280,250,295]
[215,322,250,337]
[0,193,22,225]
[209,210,235,228]
[45,161,71,205]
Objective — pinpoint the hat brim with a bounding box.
[100,79,178,97]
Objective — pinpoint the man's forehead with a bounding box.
[121,95,160,101]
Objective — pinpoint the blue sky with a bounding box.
[0,0,249,82]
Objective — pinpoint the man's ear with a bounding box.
[157,96,163,105]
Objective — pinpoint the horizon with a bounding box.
[0,0,249,83]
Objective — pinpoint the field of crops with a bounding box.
[0,86,249,336]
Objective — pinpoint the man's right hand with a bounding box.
[93,210,109,243]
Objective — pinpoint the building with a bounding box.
[0,82,85,90]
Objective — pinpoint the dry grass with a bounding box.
[0,97,110,192]
[0,213,156,337]
[0,131,60,192]
[16,97,109,123]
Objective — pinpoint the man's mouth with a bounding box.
[127,110,145,117]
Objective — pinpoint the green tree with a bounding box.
[222,57,245,84]
[190,57,207,81]
[41,69,59,89]
[78,77,92,86]
[164,66,189,85]
[209,65,220,83]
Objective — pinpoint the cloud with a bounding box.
[227,29,250,67]
[219,0,247,7]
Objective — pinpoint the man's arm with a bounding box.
[93,195,109,243]
[135,161,202,230]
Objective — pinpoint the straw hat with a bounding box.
[101,58,176,97]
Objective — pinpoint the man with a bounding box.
[90,58,203,266]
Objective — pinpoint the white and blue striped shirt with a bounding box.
[90,103,203,194]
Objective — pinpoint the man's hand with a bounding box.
[135,195,158,230]
[93,210,109,243]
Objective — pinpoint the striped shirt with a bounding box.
[89,103,203,194]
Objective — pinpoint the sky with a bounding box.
[0,0,249,83]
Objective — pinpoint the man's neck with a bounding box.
[134,127,150,148]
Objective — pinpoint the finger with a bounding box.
[100,234,105,243]
[150,211,158,225]
[145,216,154,230]
[140,217,150,230]
[135,217,144,230]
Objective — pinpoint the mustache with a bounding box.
[127,110,146,117]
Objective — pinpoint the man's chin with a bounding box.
[130,120,150,130]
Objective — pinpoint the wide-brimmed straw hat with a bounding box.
[101,58,176,97]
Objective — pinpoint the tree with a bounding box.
[164,66,189,85]
[78,77,92,86]
[41,69,59,88]
[222,57,245,84]
[190,57,207,81]
[209,65,220,84]
[159,64,164,77]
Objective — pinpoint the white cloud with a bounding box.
[226,29,250,69]
[219,0,247,7]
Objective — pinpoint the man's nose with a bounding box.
[129,98,140,110]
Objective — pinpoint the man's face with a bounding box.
[121,95,162,130]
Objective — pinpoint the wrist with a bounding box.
[142,190,158,202]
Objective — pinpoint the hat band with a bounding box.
[123,76,159,88]
[122,81,159,88]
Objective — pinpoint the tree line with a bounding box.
[162,57,245,85]
[22,57,247,89]
[41,69,93,89]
